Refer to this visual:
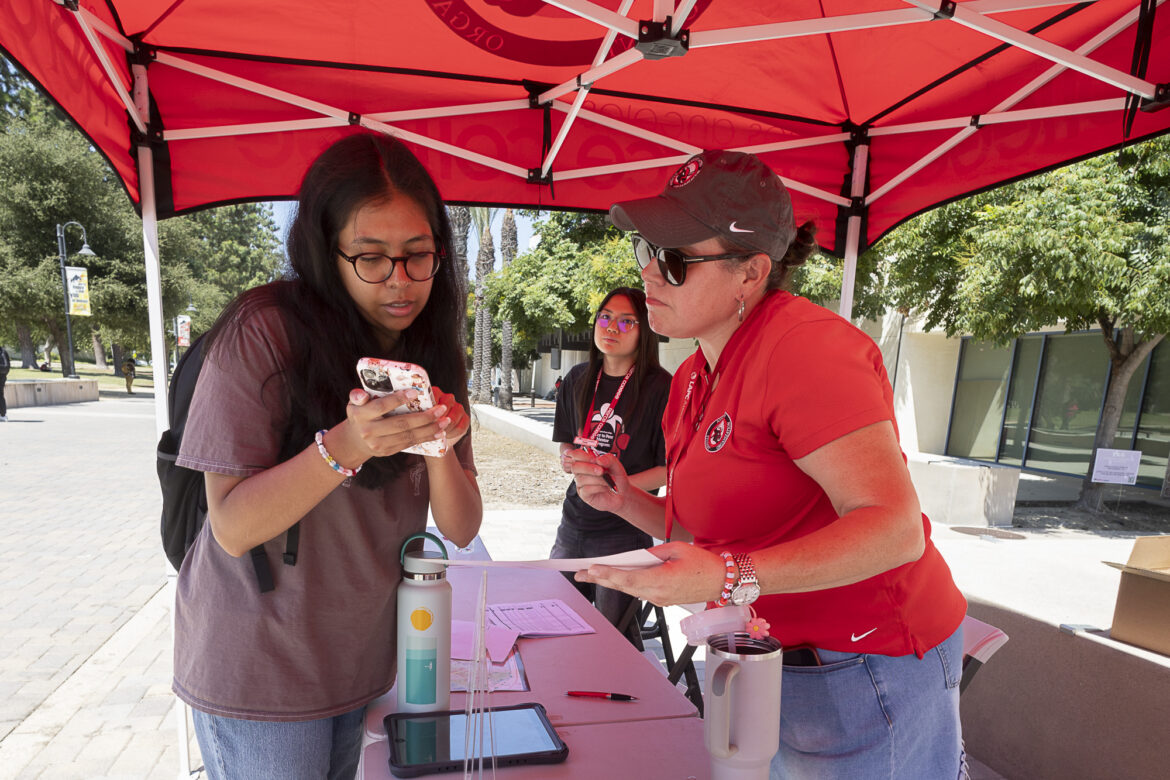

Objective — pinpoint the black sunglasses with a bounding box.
[631,234,754,286]
[336,248,442,284]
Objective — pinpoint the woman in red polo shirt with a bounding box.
[572,150,967,779]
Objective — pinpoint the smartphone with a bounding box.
[357,358,446,457]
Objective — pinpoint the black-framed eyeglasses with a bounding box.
[632,234,754,287]
[336,248,442,283]
[595,313,639,333]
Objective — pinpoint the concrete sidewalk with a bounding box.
[0,395,1165,778]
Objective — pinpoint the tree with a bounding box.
[0,88,284,370]
[490,213,642,362]
[497,209,518,409]
[469,207,497,404]
[882,136,1170,511]
[447,206,471,301]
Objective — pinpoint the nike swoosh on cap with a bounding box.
[850,627,877,642]
[728,221,753,233]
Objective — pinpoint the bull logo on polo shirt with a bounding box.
[704,413,732,453]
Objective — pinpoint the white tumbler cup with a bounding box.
[704,634,783,780]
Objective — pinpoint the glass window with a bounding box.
[1135,342,1169,489]
[946,340,1012,459]
[1115,352,1151,448]
[998,336,1043,466]
[1025,333,1109,474]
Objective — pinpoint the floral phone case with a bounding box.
[356,357,446,457]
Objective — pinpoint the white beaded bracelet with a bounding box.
[314,429,361,478]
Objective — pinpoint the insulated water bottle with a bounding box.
[396,532,451,713]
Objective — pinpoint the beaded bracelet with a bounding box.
[314,429,362,478]
[714,551,737,607]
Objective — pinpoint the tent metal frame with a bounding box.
[66,0,1164,357]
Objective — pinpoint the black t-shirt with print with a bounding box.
[552,361,672,532]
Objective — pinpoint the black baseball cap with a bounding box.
[609,150,796,260]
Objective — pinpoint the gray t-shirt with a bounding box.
[173,302,474,721]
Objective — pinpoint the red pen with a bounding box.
[566,690,638,701]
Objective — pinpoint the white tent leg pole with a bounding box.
[139,152,169,436]
[133,63,190,778]
[838,141,869,320]
[839,216,861,320]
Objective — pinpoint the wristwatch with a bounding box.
[730,553,760,606]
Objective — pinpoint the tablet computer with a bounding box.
[384,702,568,777]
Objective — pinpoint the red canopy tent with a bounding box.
[2,0,1168,424]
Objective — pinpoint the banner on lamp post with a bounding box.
[176,314,191,348]
[66,266,91,316]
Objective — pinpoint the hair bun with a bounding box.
[780,221,817,268]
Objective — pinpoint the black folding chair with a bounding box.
[617,600,704,716]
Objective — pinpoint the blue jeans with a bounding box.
[771,625,965,780]
[193,706,366,780]
[550,521,652,647]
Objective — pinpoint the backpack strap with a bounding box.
[250,546,275,593]
[283,522,300,566]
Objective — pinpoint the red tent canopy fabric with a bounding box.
[2,0,1166,261]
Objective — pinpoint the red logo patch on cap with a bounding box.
[704,413,732,453]
[670,157,703,189]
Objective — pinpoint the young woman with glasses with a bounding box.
[551,287,672,646]
[172,132,481,779]
[571,150,967,779]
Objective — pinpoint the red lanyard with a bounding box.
[664,367,717,542]
[581,365,634,445]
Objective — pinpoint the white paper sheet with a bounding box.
[444,549,661,571]
[484,599,596,637]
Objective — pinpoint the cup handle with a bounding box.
[705,661,740,759]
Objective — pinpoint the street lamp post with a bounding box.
[56,221,96,379]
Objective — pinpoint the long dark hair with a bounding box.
[204,131,468,487]
[574,287,660,431]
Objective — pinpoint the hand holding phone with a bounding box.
[357,358,446,457]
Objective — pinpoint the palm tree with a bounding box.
[498,209,518,409]
[447,206,471,302]
[469,207,497,404]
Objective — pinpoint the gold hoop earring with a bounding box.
[737,297,745,323]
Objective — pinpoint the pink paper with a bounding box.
[450,619,519,663]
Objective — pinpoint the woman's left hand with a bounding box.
[575,541,728,607]
[430,386,470,447]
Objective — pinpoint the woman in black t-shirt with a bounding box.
[551,287,671,645]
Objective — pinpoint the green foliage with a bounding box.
[881,136,1170,344]
[0,93,284,358]
[487,213,641,361]
[791,247,889,323]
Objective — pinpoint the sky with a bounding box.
[269,202,538,272]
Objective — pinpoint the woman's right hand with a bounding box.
[571,452,629,514]
[341,387,449,460]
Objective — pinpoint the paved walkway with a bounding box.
[0,393,1164,778]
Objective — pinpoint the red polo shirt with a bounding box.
[664,291,965,657]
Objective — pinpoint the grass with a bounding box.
[6,361,158,392]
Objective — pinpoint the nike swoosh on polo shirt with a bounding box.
[850,627,877,642]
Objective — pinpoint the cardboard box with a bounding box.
[1104,536,1170,656]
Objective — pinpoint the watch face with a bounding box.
[731,583,761,606]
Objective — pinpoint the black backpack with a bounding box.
[156,333,298,592]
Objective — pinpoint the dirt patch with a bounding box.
[471,424,571,510]
[1013,501,1170,534]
